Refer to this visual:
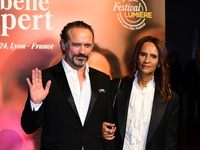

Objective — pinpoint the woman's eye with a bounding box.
[151,54,157,58]
[140,52,146,56]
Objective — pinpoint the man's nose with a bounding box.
[78,44,86,54]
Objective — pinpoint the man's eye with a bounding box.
[72,43,81,47]
[84,44,92,48]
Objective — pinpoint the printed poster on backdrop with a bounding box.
[0,0,165,149]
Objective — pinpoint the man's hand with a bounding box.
[26,68,51,104]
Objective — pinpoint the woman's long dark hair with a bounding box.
[125,36,171,102]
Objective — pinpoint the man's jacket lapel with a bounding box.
[51,62,79,117]
[84,68,98,123]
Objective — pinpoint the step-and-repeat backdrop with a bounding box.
[0,0,165,149]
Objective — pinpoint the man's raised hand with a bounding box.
[26,68,51,104]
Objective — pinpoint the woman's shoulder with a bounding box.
[168,90,179,105]
[171,90,179,99]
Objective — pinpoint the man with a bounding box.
[21,21,115,150]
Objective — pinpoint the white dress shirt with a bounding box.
[123,72,155,150]
[62,58,91,126]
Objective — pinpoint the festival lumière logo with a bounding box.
[113,0,152,30]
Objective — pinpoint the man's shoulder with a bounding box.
[89,67,110,78]
[42,61,62,73]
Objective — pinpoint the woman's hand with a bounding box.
[102,122,116,140]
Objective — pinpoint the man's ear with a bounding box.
[60,40,67,51]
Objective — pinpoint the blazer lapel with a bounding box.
[51,62,79,116]
[147,89,168,143]
[117,78,134,141]
[85,68,98,123]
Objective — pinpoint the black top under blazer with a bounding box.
[112,77,179,150]
[21,61,115,150]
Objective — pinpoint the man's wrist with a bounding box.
[30,100,43,111]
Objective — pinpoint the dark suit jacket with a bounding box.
[21,62,114,150]
[112,78,179,150]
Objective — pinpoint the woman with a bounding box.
[102,36,179,150]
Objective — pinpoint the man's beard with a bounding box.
[72,54,88,67]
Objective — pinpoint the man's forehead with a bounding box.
[68,27,93,42]
[68,27,91,35]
